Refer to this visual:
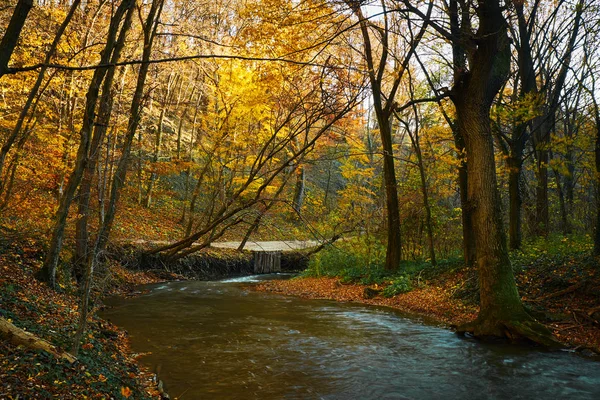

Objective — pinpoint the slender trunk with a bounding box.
[75,8,133,283]
[534,138,549,236]
[40,0,134,287]
[0,0,80,195]
[507,153,523,249]
[145,108,165,208]
[71,0,164,356]
[137,131,143,204]
[238,212,262,251]
[552,167,568,235]
[292,164,305,215]
[416,150,436,266]
[405,120,436,266]
[380,118,402,270]
[0,0,33,78]
[592,114,600,255]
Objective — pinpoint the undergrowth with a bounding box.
[303,234,597,301]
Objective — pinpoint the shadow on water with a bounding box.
[100,275,600,399]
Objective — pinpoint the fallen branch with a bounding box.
[0,317,76,363]
[535,281,584,302]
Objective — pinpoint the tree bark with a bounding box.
[0,317,76,363]
[451,0,559,346]
[0,0,33,78]
[40,0,135,287]
[449,0,475,266]
[292,164,305,215]
[74,6,133,283]
[70,0,164,356]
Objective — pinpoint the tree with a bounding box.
[40,0,136,287]
[71,0,165,356]
[0,0,33,78]
[402,0,559,344]
[345,0,431,270]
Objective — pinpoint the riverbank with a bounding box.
[255,265,600,355]
[0,234,311,398]
[2,235,599,398]
[0,239,176,399]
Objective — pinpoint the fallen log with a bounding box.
[534,281,584,302]
[0,317,76,363]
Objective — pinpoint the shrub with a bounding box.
[382,276,412,297]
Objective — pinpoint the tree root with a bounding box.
[456,314,564,349]
[0,317,77,363]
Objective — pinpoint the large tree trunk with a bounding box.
[452,0,558,346]
[448,0,474,267]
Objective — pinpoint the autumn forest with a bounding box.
[2,0,600,398]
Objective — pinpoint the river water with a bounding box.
[100,275,600,399]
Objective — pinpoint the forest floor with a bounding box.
[0,235,175,399]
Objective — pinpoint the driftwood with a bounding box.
[0,317,76,363]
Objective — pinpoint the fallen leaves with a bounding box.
[255,276,479,327]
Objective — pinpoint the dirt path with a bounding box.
[210,240,320,252]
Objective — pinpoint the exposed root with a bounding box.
[456,313,564,349]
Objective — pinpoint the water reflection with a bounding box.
[101,277,600,399]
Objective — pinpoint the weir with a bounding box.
[253,250,282,273]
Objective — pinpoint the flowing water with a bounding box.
[100,275,600,399]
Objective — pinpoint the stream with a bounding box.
[100,275,600,399]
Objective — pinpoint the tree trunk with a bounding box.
[75,7,133,283]
[534,141,550,236]
[0,0,33,78]
[593,112,600,255]
[507,152,523,249]
[449,0,474,267]
[404,115,436,266]
[0,317,76,363]
[145,107,165,208]
[452,0,558,346]
[39,0,135,287]
[292,164,305,215]
[381,119,402,270]
[70,0,164,356]
[457,160,475,266]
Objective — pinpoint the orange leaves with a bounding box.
[121,386,132,398]
[255,276,479,327]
